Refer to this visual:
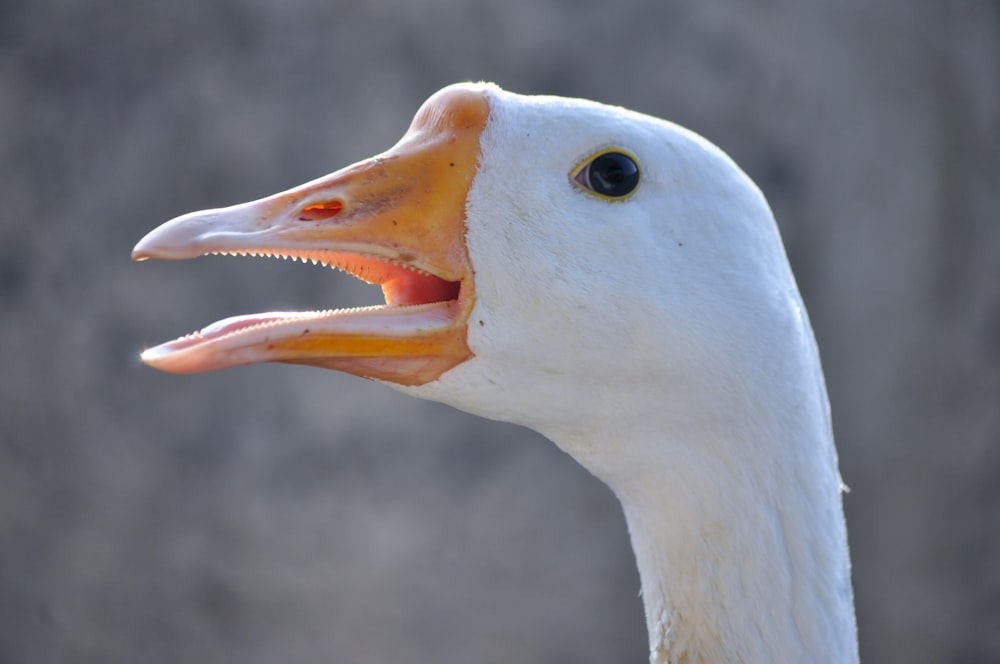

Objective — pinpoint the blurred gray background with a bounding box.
[2,1,998,662]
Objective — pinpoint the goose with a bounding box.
[133,82,858,663]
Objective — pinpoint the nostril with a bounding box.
[298,200,344,221]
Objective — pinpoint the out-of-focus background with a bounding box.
[2,1,998,662]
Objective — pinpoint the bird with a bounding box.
[133,82,858,663]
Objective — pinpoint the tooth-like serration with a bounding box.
[204,246,441,284]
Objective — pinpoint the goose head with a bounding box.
[134,82,797,465]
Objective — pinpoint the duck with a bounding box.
[133,82,858,663]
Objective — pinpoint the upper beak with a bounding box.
[132,84,490,387]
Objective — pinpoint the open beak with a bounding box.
[132,85,489,387]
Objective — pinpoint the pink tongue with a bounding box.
[200,312,307,337]
[382,274,460,306]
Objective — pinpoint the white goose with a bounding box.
[133,83,858,663]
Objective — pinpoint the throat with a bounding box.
[381,272,461,306]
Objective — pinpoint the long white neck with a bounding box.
[615,429,857,663]
[535,320,859,663]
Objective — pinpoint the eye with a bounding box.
[572,149,640,200]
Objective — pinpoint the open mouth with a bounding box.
[135,241,473,384]
[143,248,463,354]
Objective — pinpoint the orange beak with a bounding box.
[132,85,489,386]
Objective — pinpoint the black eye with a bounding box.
[573,150,640,199]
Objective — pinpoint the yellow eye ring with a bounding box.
[570,148,641,201]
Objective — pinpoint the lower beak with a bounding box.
[132,84,490,387]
